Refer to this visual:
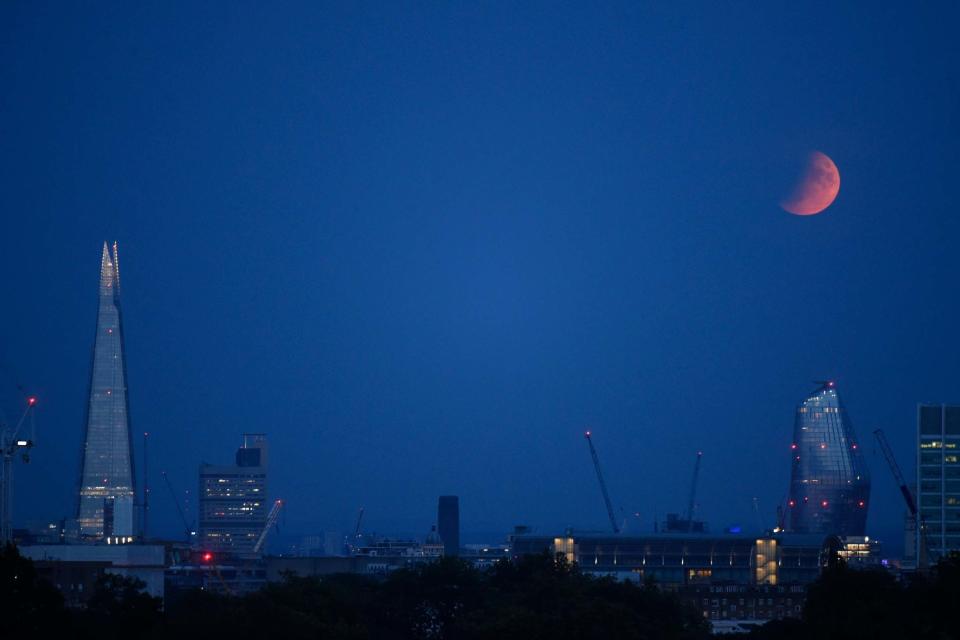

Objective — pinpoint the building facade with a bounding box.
[786,382,870,536]
[510,533,840,589]
[198,434,268,555]
[917,404,960,562]
[438,495,460,557]
[76,242,137,539]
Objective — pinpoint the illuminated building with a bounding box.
[438,495,459,557]
[785,382,870,536]
[198,434,268,555]
[76,242,137,539]
[917,404,960,561]
[510,533,840,587]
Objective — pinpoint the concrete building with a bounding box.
[198,434,268,555]
[438,495,459,557]
[917,404,960,562]
[510,532,840,588]
[20,544,165,606]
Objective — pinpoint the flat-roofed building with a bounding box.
[917,404,960,562]
[198,434,268,556]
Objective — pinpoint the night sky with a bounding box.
[2,3,958,552]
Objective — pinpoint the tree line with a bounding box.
[3,542,959,639]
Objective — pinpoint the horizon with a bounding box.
[3,3,959,558]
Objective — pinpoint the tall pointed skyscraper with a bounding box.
[786,381,870,536]
[77,242,137,539]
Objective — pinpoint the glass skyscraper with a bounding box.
[76,242,137,539]
[786,382,870,536]
[917,404,960,561]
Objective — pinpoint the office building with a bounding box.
[785,382,870,536]
[438,495,459,557]
[76,242,137,539]
[511,532,840,588]
[198,434,268,555]
[917,404,960,561]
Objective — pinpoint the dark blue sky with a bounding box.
[2,3,958,550]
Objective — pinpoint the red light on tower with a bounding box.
[851,443,858,450]
[790,443,798,450]
[201,552,213,563]
[788,499,796,508]
[858,500,865,508]
[584,430,591,437]
[821,500,829,508]
[27,396,37,406]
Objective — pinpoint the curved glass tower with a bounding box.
[786,382,870,536]
[76,242,136,539]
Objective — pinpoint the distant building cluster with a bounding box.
[4,242,960,630]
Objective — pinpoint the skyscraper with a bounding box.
[76,242,137,539]
[438,495,459,557]
[198,434,268,555]
[786,382,870,536]
[917,404,960,561]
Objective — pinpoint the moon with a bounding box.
[780,151,840,216]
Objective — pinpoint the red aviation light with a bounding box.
[851,443,858,450]
[27,397,37,406]
[858,500,865,508]
[821,500,829,508]
[201,552,213,563]
[790,443,798,450]
[584,430,591,437]
[788,499,796,508]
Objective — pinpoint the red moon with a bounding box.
[780,151,840,216]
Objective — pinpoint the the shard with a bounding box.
[786,381,870,536]
[76,242,136,539]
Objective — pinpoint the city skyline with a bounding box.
[2,3,959,553]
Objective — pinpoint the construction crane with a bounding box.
[161,471,194,542]
[584,431,620,534]
[1,396,37,543]
[685,451,703,532]
[873,429,935,566]
[354,506,365,539]
[253,499,283,555]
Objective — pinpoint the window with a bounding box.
[921,406,943,435]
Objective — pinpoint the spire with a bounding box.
[98,241,120,298]
[112,241,120,294]
[78,241,135,539]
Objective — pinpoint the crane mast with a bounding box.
[161,470,194,542]
[1,396,37,544]
[584,431,620,534]
[253,499,283,554]
[873,429,934,566]
[685,451,703,532]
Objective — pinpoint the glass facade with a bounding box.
[76,242,137,539]
[786,382,870,536]
[917,405,960,561]
[198,434,268,555]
